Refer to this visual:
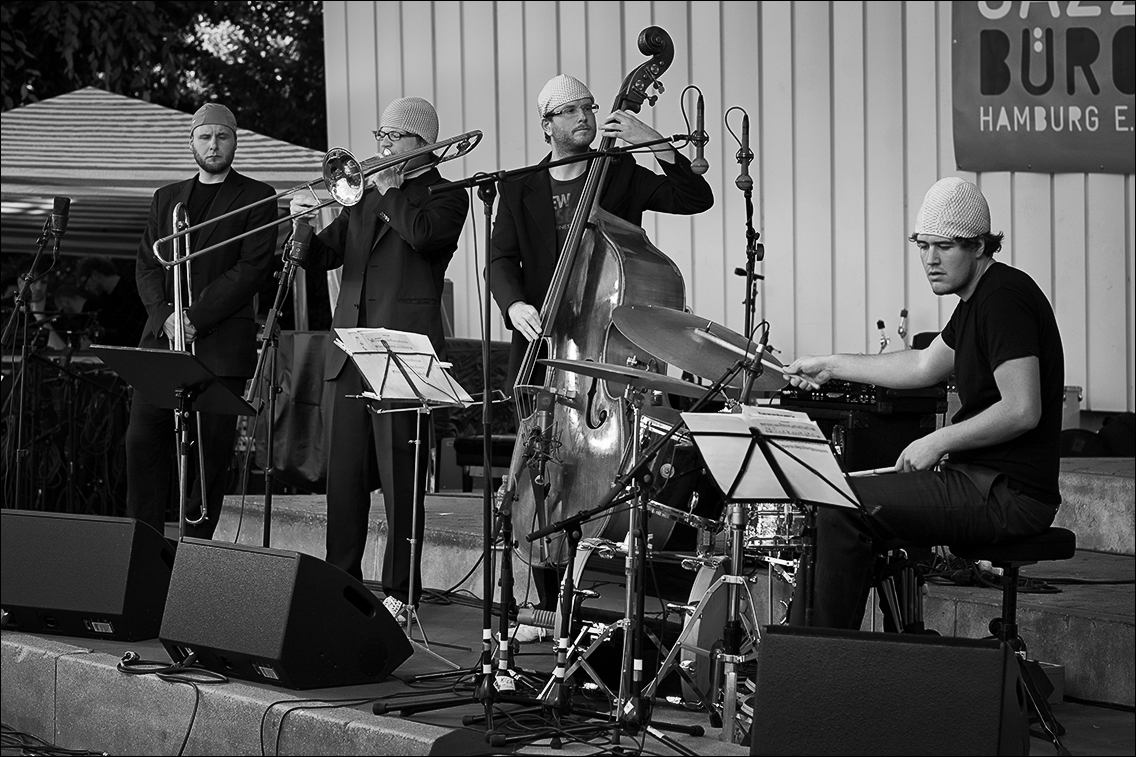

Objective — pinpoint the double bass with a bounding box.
[506,27,689,568]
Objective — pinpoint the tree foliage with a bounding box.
[0,0,327,150]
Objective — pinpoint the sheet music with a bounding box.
[681,410,858,509]
[335,328,473,407]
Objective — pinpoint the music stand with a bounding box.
[335,327,473,669]
[664,407,860,742]
[90,346,255,540]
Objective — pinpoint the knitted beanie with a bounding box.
[380,97,439,145]
[914,177,991,238]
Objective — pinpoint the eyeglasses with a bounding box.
[373,128,411,142]
[546,103,600,119]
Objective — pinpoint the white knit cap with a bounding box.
[914,177,991,238]
[537,74,594,118]
[380,97,439,145]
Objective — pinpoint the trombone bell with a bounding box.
[319,129,483,208]
[324,147,366,207]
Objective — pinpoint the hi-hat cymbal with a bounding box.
[537,358,724,400]
[613,305,788,391]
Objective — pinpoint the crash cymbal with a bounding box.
[537,358,724,400]
[612,304,788,391]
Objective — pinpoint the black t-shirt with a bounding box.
[186,179,223,233]
[940,262,1064,504]
[550,173,587,254]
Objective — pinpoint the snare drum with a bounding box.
[638,407,726,549]
[745,502,805,551]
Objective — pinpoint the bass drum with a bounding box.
[672,556,794,704]
[637,405,726,552]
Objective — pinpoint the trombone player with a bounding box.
[127,103,276,539]
[288,97,469,620]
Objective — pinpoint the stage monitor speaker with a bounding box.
[750,626,1028,756]
[159,539,412,689]
[0,510,175,641]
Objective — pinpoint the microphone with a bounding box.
[287,219,314,265]
[877,319,890,353]
[691,93,709,175]
[752,324,770,377]
[532,391,554,487]
[516,607,556,629]
[50,196,70,237]
[50,196,70,257]
[898,308,909,348]
[735,113,753,191]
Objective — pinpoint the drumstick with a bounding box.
[847,467,898,477]
[692,328,789,376]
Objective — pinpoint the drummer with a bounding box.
[488,73,715,635]
[781,178,1064,630]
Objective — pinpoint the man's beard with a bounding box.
[552,125,595,155]
[193,149,234,175]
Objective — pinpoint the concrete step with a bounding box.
[1055,457,1135,556]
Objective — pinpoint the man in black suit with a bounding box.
[126,103,276,539]
[289,97,468,619]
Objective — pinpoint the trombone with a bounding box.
[168,202,209,527]
[151,129,483,268]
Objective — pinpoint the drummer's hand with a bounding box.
[896,432,946,472]
[507,301,542,342]
[602,111,676,163]
[781,355,831,390]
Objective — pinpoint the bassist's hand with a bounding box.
[507,301,542,342]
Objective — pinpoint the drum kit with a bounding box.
[528,303,808,743]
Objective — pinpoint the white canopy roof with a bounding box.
[1,87,326,258]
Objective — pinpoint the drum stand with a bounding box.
[644,500,762,743]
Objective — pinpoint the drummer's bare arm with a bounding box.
[896,355,1041,472]
[784,335,953,391]
[507,301,543,342]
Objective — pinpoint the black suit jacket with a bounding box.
[135,169,277,379]
[302,166,469,381]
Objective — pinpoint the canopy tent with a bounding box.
[1,87,327,259]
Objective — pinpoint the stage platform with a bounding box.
[3,604,1134,756]
[2,459,1133,755]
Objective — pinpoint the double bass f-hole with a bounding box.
[585,378,608,430]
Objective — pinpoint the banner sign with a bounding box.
[953,2,1134,174]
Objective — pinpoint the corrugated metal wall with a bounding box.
[323,0,1134,413]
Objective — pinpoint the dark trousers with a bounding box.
[124,378,244,540]
[324,360,428,603]
[790,465,1058,629]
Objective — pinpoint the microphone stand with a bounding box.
[243,238,304,548]
[731,109,767,404]
[2,220,53,511]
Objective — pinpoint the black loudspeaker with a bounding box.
[750,626,1028,756]
[159,539,412,689]
[0,511,175,641]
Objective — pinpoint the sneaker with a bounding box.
[511,623,548,644]
[383,596,406,622]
